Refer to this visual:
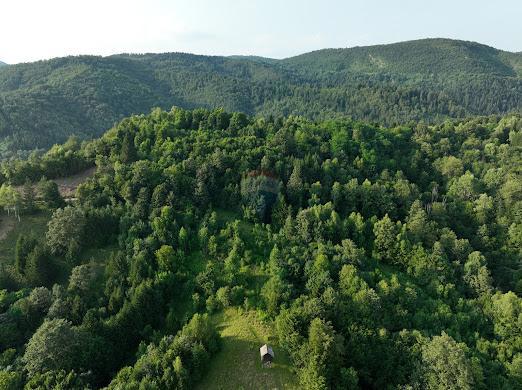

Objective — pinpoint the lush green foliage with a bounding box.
[0,39,521,157]
[107,313,219,389]
[0,107,520,389]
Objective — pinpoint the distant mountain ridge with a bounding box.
[283,38,522,77]
[0,61,7,67]
[0,38,521,156]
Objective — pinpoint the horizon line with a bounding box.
[2,37,520,66]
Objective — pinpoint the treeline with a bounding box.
[0,38,521,157]
[0,136,92,185]
[0,107,520,388]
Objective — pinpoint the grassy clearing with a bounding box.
[0,211,51,266]
[196,307,299,390]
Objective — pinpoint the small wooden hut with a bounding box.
[260,344,274,367]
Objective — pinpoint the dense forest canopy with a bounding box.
[0,38,521,157]
[0,107,520,389]
[285,39,522,77]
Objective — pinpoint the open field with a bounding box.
[196,307,299,390]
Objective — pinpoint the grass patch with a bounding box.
[0,211,51,266]
[196,307,299,390]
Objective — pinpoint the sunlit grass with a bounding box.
[196,307,299,390]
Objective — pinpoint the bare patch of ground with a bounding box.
[53,166,96,198]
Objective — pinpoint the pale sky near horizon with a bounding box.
[0,0,521,64]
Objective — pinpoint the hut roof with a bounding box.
[260,344,274,358]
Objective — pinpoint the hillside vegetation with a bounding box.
[0,38,521,156]
[0,107,520,388]
[285,39,520,77]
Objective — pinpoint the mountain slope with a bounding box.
[0,61,7,67]
[0,38,521,156]
[283,38,519,77]
[501,51,522,77]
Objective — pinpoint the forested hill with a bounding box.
[0,62,7,67]
[0,108,521,388]
[0,38,521,156]
[284,38,522,77]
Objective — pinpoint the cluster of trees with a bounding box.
[107,313,220,388]
[0,136,92,184]
[0,39,521,157]
[0,178,64,224]
[0,107,520,388]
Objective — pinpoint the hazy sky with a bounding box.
[1,0,521,64]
